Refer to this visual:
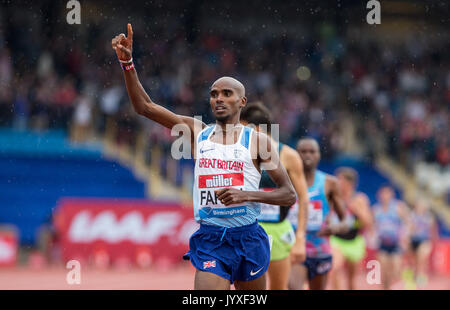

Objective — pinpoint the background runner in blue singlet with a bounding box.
[288,138,348,290]
[372,185,410,290]
[406,198,437,288]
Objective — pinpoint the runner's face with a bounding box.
[377,187,393,204]
[337,174,353,193]
[415,200,427,213]
[297,141,320,169]
[210,82,244,122]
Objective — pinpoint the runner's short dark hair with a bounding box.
[335,167,359,186]
[240,101,272,133]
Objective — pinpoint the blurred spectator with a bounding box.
[12,84,30,130]
[0,1,448,173]
[70,93,94,143]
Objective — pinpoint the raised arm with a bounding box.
[111,24,205,140]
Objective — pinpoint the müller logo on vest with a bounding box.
[199,173,244,188]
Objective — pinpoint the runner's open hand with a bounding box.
[290,237,306,264]
[317,225,335,237]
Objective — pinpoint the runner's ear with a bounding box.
[240,96,247,108]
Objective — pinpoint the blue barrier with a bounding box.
[0,129,147,245]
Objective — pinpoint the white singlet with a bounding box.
[193,125,262,227]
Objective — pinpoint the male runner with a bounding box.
[372,185,410,290]
[288,138,347,290]
[407,198,435,288]
[112,24,297,290]
[240,102,309,290]
[329,167,373,290]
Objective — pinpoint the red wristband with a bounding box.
[121,62,135,71]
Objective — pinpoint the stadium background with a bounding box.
[0,0,449,289]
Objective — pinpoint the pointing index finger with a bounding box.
[127,23,133,40]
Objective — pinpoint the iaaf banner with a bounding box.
[431,239,450,275]
[54,198,198,266]
[0,229,18,267]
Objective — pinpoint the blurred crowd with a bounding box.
[0,3,448,169]
[346,38,450,169]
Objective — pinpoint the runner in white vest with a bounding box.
[112,24,297,290]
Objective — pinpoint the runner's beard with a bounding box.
[215,113,231,122]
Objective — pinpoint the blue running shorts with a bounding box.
[303,256,333,281]
[183,221,271,284]
[378,242,401,255]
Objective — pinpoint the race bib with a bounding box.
[257,188,280,222]
[280,228,296,245]
[258,203,280,222]
[287,201,299,229]
[199,206,247,219]
[307,200,323,230]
